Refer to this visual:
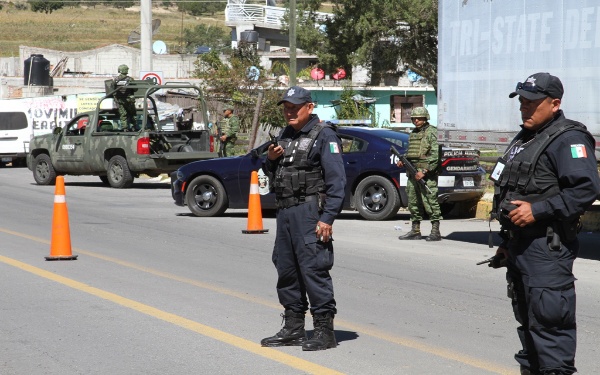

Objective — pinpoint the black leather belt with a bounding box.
[276,194,318,209]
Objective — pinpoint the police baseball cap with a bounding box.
[277,86,313,105]
[509,72,564,100]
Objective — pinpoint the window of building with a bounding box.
[390,95,423,123]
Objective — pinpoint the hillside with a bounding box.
[0,3,226,58]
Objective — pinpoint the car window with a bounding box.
[340,136,366,153]
[382,136,408,149]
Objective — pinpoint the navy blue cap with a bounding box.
[277,86,313,105]
[509,72,564,100]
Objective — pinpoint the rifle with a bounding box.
[390,145,432,194]
[476,253,507,268]
[268,132,278,147]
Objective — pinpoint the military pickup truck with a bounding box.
[27,80,218,188]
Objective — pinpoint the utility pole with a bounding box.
[140,0,153,72]
[289,0,297,86]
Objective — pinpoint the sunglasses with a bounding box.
[515,81,549,96]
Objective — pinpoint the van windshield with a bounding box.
[0,112,28,130]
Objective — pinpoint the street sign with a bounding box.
[140,71,163,85]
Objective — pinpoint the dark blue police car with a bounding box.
[171,127,486,220]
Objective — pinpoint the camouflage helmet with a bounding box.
[410,106,430,120]
[118,64,129,74]
[223,104,234,112]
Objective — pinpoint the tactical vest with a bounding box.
[220,117,231,135]
[406,123,436,170]
[272,122,329,204]
[494,118,592,234]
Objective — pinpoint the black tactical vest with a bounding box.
[272,122,330,202]
[494,116,592,230]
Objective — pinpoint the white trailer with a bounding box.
[438,0,600,152]
[0,93,103,166]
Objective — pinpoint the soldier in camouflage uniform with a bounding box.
[113,64,137,130]
[218,105,240,157]
[396,107,442,241]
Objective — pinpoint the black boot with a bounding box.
[425,221,442,241]
[302,312,337,351]
[399,221,421,240]
[261,310,307,347]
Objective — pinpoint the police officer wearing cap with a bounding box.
[260,86,346,351]
[491,73,600,375]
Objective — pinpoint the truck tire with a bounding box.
[107,155,134,188]
[354,175,401,221]
[33,154,57,185]
[185,175,228,217]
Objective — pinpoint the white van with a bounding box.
[0,100,31,167]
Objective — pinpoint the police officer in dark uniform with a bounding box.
[492,72,600,375]
[260,86,346,351]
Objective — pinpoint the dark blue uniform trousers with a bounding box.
[272,200,336,315]
[508,236,578,375]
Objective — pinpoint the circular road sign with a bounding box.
[141,71,163,85]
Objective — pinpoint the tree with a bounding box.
[177,1,225,16]
[296,0,438,91]
[192,43,285,138]
[182,24,230,54]
[28,0,65,14]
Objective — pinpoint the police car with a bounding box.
[171,126,486,220]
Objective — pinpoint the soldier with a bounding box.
[492,72,600,375]
[113,64,136,130]
[396,106,442,241]
[260,86,346,351]
[218,105,239,157]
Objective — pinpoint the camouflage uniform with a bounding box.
[113,65,136,130]
[218,106,239,157]
[399,107,442,241]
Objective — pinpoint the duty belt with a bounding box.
[507,225,549,239]
[276,194,319,209]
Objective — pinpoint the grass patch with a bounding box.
[0,4,225,57]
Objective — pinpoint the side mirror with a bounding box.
[52,127,63,135]
[251,149,259,158]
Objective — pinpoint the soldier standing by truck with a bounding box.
[113,64,137,131]
[218,105,239,157]
[396,106,442,241]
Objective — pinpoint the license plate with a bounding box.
[463,177,474,187]
[2,157,12,162]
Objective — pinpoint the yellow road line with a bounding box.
[0,254,343,375]
[1,227,514,374]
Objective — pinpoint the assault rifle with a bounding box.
[476,253,507,268]
[268,132,278,148]
[390,145,432,194]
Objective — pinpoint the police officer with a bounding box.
[260,86,346,351]
[113,64,136,130]
[396,106,442,241]
[218,104,239,157]
[492,72,600,375]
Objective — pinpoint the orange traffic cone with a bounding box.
[242,170,269,234]
[45,176,78,261]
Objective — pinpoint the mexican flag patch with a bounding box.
[570,144,587,158]
[329,142,340,153]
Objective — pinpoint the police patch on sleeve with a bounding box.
[329,142,340,153]
[570,144,587,158]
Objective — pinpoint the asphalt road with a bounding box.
[2,167,599,375]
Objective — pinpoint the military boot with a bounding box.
[261,310,307,347]
[425,221,442,241]
[399,221,421,240]
[302,312,337,351]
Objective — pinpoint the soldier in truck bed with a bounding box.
[113,64,137,130]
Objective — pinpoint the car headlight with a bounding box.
[176,170,185,180]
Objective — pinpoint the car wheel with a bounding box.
[99,176,110,185]
[107,155,134,188]
[185,175,228,217]
[354,175,401,220]
[33,154,57,185]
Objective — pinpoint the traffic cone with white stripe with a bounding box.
[45,176,78,260]
[242,170,268,234]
